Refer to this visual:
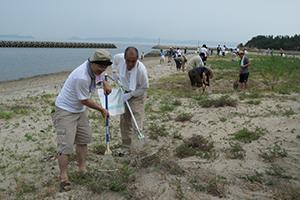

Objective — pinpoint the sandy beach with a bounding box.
[0,53,299,199]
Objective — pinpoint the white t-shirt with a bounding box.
[200,47,208,57]
[55,60,92,113]
[177,49,182,56]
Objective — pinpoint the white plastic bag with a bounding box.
[98,88,125,116]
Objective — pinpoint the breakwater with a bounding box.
[0,40,116,48]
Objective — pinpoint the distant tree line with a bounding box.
[245,34,300,51]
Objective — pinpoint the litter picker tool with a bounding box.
[118,80,145,139]
[98,73,118,172]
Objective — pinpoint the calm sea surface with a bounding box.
[0,42,155,82]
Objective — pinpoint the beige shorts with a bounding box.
[51,107,92,155]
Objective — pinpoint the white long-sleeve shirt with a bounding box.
[112,53,149,97]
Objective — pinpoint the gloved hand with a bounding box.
[123,93,132,102]
[112,73,119,82]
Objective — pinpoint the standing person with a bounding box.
[176,47,182,56]
[238,50,251,90]
[188,66,213,94]
[217,45,221,56]
[51,49,113,191]
[184,47,188,55]
[174,55,187,72]
[186,52,205,71]
[200,44,209,65]
[141,51,145,59]
[168,47,176,66]
[112,47,149,157]
[280,48,284,56]
[160,49,165,64]
[222,45,226,56]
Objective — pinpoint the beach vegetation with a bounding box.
[258,142,288,162]
[229,126,267,143]
[222,142,245,159]
[198,95,237,108]
[174,112,193,122]
[148,123,168,140]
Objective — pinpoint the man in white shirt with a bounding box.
[112,47,149,156]
[52,49,112,191]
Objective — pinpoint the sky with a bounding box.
[0,0,299,46]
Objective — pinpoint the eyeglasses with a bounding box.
[97,64,108,69]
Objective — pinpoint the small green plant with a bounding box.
[246,171,263,183]
[172,100,182,106]
[174,113,193,122]
[172,130,183,140]
[229,127,266,143]
[282,107,296,117]
[219,117,227,122]
[246,100,261,105]
[258,142,288,162]
[159,104,175,112]
[198,95,237,108]
[174,135,215,159]
[148,123,168,139]
[223,142,245,159]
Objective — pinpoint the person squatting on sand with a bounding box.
[51,49,113,191]
[112,47,149,157]
[238,50,251,90]
[188,66,213,94]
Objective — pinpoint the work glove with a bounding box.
[123,93,132,102]
[112,72,120,82]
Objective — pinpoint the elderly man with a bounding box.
[112,47,149,156]
[51,49,113,191]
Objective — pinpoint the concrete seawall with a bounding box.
[0,40,116,48]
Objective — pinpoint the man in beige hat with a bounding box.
[51,49,113,191]
[237,50,251,90]
[188,66,213,94]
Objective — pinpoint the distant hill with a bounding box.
[67,36,237,47]
[0,34,34,39]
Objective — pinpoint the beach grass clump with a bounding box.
[229,126,267,143]
[174,112,193,122]
[174,135,215,159]
[246,100,261,105]
[148,123,168,139]
[159,104,175,112]
[222,142,245,159]
[70,164,136,194]
[198,95,237,108]
[189,172,227,197]
[258,142,287,162]
[274,183,300,200]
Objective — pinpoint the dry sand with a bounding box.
[0,53,299,199]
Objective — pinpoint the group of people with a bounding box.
[52,47,149,191]
[52,44,251,191]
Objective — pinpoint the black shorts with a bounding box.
[188,71,203,87]
[202,56,207,62]
[239,73,249,83]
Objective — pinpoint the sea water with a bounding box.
[0,42,155,82]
